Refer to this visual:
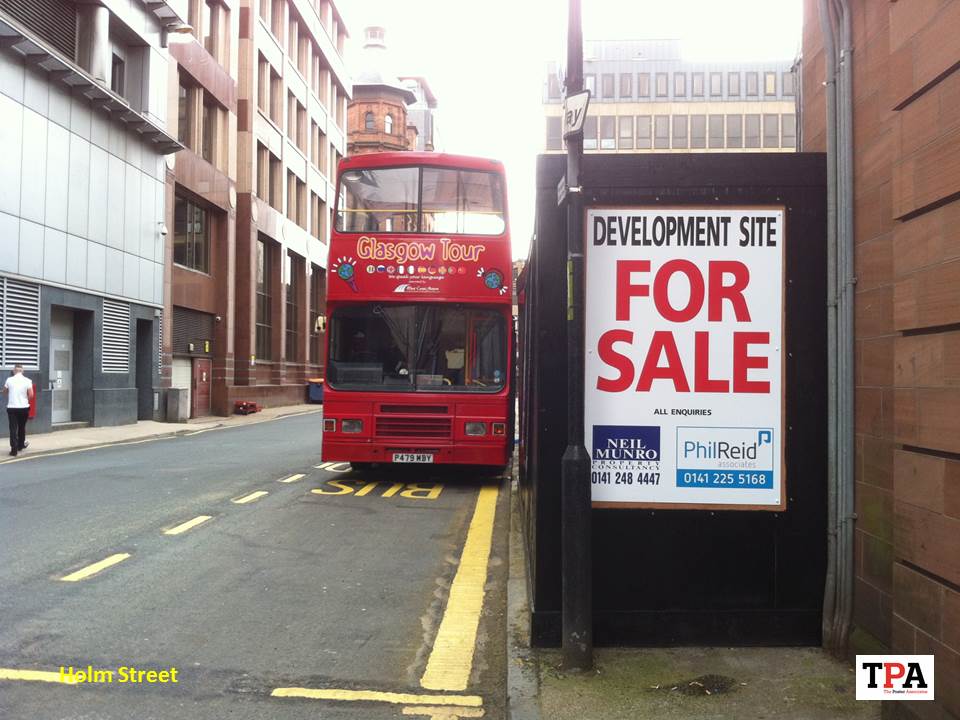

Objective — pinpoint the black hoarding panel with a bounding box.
[519,153,827,646]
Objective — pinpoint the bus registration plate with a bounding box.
[393,453,434,463]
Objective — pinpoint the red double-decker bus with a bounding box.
[321,152,513,470]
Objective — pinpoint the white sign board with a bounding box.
[584,207,786,510]
[562,90,590,138]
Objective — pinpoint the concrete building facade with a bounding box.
[802,2,960,717]
[400,75,439,151]
[0,0,181,431]
[232,0,349,408]
[543,39,797,154]
[165,0,241,418]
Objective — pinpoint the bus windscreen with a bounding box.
[337,167,505,235]
[328,304,506,392]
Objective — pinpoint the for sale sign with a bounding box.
[584,207,785,509]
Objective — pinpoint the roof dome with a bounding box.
[353,26,416,104]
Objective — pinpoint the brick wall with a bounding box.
[803,2,960,717]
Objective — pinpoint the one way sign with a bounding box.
[562,90,590,139]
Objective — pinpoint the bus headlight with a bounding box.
[323,419,336,432]
[341,419,363,433]
[465,422,487,436]
[492,422,506,436]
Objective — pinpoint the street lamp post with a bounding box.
[560,0,593,672]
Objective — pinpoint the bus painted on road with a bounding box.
[321,152,513,469]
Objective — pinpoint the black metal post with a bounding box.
[561,0,593,671]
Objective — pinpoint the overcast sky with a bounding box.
[338,0,802,258]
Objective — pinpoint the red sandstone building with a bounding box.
[165,0,350,417]
[346,26,418,156]
[803,2,960,716]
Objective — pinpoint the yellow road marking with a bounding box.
[60,553,131,582]
[0,668,78,685]
[163,515,212,535]
[232,490,268,504]
[270,688,482,706]
[278,473,305,483]
[403,706,485,718]
[420,485,499,691]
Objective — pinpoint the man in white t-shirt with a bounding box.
[3,364,34,457]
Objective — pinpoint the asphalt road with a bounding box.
[0,412,509,719]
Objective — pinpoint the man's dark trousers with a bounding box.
[7,407,28,451]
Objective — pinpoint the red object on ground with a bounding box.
[234,400,261,415]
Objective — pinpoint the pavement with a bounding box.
[0,411,510,719]
[505,473,882,720]
[1,403,323,462]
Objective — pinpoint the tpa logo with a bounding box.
[856,655,934,701]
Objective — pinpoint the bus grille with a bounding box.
[380,404,448,415]
[375,416,452,439]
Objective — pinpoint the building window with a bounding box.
[674,72,686,97]
[256,238,273,361]
[690,115,706,148]
[270,0,283,37]
[781,114,797,148]
[764,72,777,96]
[636,115,651,149]
[583,115,597,150]
[746,72,758,96]
[672,115,688,149]
[728,72,740,97]
[270,153,282,210]
[285,251,302,361]
[257,54,270,113]
[297,179,307,228]
[637,73,650,97]
[656,73,668,97]
[110,54,124,95]
[364,111,375,131]
[618,116,633,149]
[783,70,796,97]
[259,0,270,24]
[709,72,722,97]
[619,73,632,99]
[257,142,270,201]
[203,0,220,59]
[727,114,743,148]
[547,74,560,99]
[385,113,393,134]
[177,79,191,145]
[311,192,326,241]
[763,114,780,147]
[584,74,596,96]
[692,72,704,97]
[654,115,669,149]
[745,114,761,147]
[601,73,614,99]
[201,96,215,164]
[546,116,562,150]
[708,115,724,148]
[309,264,324,364]
[287,171,297,221]
[599,116,615,149]
[174,195,210,274]
[269,67,282,125]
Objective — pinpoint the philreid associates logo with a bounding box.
[592,425,660,470]
[856,656,934,701]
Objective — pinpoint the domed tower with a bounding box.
[347,26,417,155]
